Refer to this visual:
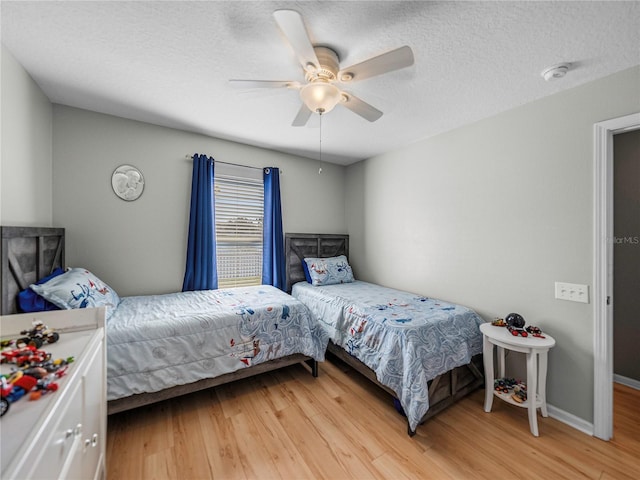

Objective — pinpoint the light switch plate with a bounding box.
[555,282,589,303]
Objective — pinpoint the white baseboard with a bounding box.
[547,404,594,437]
[546,377,639,439]
[614,374,640,390]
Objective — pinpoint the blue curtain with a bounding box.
[262,167,286,290]
[182,154,218,291]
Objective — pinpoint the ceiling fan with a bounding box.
[229,10,414,126]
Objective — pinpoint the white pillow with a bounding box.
[30,268,120,318]
[303,255,354,286]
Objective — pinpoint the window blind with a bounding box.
[214,167,263,288]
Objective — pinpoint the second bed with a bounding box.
[286,233,485,435]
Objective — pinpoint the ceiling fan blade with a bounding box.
[341,93,383,122]
[229,80,300,89]
[292,104,312,127]
[273,10,320,71]
[338,46,414,82]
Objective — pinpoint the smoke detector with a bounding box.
[541,63,571,81]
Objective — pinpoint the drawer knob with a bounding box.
[85,433,99,449]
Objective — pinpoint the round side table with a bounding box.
[480,322,556,437]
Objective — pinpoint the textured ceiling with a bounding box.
[2,1,639,166]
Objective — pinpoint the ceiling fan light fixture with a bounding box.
[300,80,341,114]
[231,10,414,125]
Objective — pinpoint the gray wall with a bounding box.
[613,129,640,382]
[52,106,346,296]
[1,44,53,226]
[345,66,640,423]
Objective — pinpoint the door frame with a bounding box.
[593,112,640,440]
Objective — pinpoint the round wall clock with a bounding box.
[111,164,145,201]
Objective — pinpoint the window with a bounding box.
[214,164,263,288]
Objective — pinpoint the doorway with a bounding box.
[593,112,640,441]
[612,130,640,387]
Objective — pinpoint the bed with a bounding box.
[285,233,485,435]
[105,285,327,413]
[1,226,329,415]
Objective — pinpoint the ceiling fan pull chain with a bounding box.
[318,112,323,175]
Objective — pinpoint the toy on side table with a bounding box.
[525,325,546,338]
[494,377,518,393]
[494,377,528,402]
[511,383,528,403]
[493,313,547,339]
[491,318,507,327]
[499,313,546,338]
[505,313,528,337]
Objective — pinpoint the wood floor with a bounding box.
[107,357,640,479]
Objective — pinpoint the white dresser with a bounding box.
[1,307,106,480]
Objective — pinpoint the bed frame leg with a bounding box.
[408,423,416,437]
[305,359,318,377]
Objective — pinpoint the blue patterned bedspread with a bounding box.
[107,285,329,400]
[291,280,484,431]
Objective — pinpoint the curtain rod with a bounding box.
[184,154,263,171]
[184,155,284,174]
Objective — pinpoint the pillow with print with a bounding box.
[303,255,354,286]
[30,267,121,319]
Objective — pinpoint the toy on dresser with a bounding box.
[0,322,73,417]
[17,320,60,348]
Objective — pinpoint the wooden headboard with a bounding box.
[1,226,65,315]
[285,233,349,292]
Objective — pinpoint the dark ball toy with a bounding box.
[505,313,525,328]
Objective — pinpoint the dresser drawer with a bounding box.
[23,379,83,479]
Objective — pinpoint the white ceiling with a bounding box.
[2,1,639,166]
